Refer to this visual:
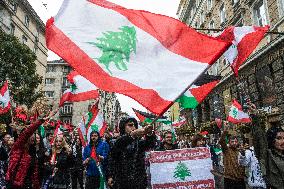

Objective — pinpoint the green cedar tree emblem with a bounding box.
[87,26,137,75]
[70,84,77,93]
[232,107,238,118]
[173,161,191,181]
[91,124,99,132]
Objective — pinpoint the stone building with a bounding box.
[177,0,284,128]
[0,0,48,83]
[44,59,121,129]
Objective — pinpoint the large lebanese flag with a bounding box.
[46,0,230,115]
[227,99,251,124]
[178,80,219,109]
[0,81,11,114]
[216,26,269,76]
[59,71,99,106]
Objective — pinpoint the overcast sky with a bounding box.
[28,0,180,117]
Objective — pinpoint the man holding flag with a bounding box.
[108,117,156,189]
[83,130,109,189]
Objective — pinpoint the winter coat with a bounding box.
[5,120,42,189]
[52,149,71,188]
[83,140,110,177]
[108,134,156,189]
[251,114,284,189]
[70,142,83,170]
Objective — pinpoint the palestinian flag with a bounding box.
[227,99,251,124]
[178,80,219,109]
[46,0,230,115]
[59,71,99,106]
[216,25,269,76]
[0,81,11,114]
[132,108,171,124]
[86,106,108,144]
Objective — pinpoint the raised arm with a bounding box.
[219,130,228,152]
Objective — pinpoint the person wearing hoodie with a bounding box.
[83,130,110,189]
[107,117,156,189]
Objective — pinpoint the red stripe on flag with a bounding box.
[59,90,99,107]
[46,18,172,115]
[99,122,108,137]
[190,80,219,103]
[232,26,269,76]
[88,0,231,64]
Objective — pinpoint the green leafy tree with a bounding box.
[0,30,42,123]
[173,161,191,181]
[87,26,137,74]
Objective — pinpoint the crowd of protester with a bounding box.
[0,103,283,189]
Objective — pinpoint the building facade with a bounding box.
[178,0,284,128]
[0,0,48,84]
[44,59,122,128]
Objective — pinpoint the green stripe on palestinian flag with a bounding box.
[0,81,11,114]
[86,105,108,144]
[178,80,219,109]
[59,71,99,106]
[46,0,230,115]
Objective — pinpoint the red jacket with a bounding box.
[6,120,43,188]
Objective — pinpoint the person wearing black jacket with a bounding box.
[107,117,156,189]
[70,134,84,189]
[0,141,8,188]
[155,130,178,151]
[50,135,72,189]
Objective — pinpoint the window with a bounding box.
[62,77,70,87]
[33,44,38,53]
[10,24,15,35]
[11,2,18,13]
[45,78,55,84]
[62,103,73,114]
[46,65,56,72]
[220,4,226,24]
[24,15,30,27]
[253,0,268,26]
[232,0,239,5]
[279,0,284,16]
[45,91,54,98]
[62,66,71,73]
[22,35,27,44]
[207,0,213,10]
[200,11,205,25]
[209,21,215,29]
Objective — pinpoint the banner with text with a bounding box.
[150,147,214,189]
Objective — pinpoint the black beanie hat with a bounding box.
[119,117,138,135]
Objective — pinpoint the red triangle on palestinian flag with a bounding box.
[178,80,219,109]
[227,99,251,124]
[132,108,146,122]
[216,26,269,77]
[46,0,230,115]
[0,81,11,114]
[59,71,99,107]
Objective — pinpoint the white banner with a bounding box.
[149,147,215,189]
